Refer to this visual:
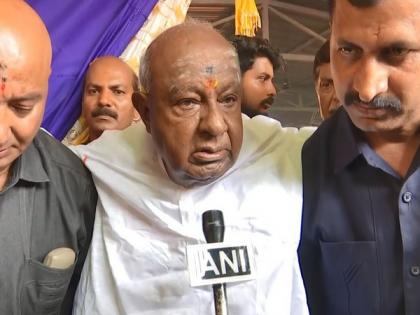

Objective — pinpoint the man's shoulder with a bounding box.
[303,108,345,154]
[237,115,315,177]
[243,115,315,145]
[33,129,93,183]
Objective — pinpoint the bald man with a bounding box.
[72,21,310,315]
[70,56,140,145]
[0,1,97,314]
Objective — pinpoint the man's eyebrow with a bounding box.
[108,84,126,89]
[10,92,42,103]
[385,41,413,49]
[169,86,180,97]
[85,83,100,89]
[337,38,415,51]
[257,72,272,77]
[336,39,360,48]
[168,85,197,97]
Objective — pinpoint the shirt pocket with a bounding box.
[319,240,380,315]
[20,256,77,315]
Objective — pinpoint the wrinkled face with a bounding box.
[0,37,49,178]
[241,57,276,118]
[331,0,420,135]
[82,60,139,139]
[315,63,340,120]
[143,47,243,188]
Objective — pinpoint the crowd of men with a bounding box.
[0,0,418,314]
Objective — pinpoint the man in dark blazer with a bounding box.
[298,0,420,314]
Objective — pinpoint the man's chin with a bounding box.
[91,121,117,131]
[172,162,232,188]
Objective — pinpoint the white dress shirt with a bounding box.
[72,115,313,315]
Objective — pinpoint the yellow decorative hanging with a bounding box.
[235,0,261,37]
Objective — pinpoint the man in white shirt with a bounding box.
[73,21,311,315]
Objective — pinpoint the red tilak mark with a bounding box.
[1,82,5,92]
[205,78,218,89]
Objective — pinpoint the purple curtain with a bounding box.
[27,0,158,140]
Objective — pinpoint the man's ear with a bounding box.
[132,107,141,123]
[132,92,151,133]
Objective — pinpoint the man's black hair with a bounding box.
[313,40,330,81]
[328,0,380,17]
[231,36,284,75]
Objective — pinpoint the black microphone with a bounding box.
[202,210,228,315]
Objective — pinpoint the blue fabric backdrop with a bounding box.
[27,0,158,140]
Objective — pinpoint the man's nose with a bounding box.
[353,58,388,102]
[0,107,11,146]
[199,102,228,137]
[98,90,113,106]
[267,80,277,96]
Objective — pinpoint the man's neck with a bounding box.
[364,130,419,178]
[88,129,102,143]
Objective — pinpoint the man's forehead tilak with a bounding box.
[203,65,219,89]
[0,62,7,92]
[167,51,240,89]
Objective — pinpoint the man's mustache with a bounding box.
[344,91,402,112]
[261,96,274,106]
[91,107,118,119]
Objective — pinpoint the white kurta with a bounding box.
[72,115,313,315]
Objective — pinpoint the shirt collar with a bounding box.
[358,140,400,178]
[409,147,420,177]
[331,108,420,179]
[3,141,49,192]
[18,141,50,183]
[332,108,362,174]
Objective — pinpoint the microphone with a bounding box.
[202,210,228,315]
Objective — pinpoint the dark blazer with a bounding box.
[298,108,420,315]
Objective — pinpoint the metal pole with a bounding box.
[261,0,270,39]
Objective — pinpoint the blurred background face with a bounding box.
[82,58,139,139]
[241,56,276,118]
[330,0,420,135]
[315,63,340,120]
[144,29,243,188]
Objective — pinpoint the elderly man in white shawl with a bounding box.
[72,21,312,315]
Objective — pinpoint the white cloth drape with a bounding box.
[72,115,313,315]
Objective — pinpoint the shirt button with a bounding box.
[411,266,420,276]
[402,192,412,203]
